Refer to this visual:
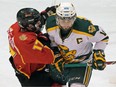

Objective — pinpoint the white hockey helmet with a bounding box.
[56,2,76,30]
[56,2,76,19]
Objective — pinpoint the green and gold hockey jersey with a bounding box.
[46,15,109,61]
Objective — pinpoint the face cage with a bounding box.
[23,17,42,32]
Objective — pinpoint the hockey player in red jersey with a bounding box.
[7,7,60,87]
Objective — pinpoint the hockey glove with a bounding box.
[92,50,106,70]
[49,47,65,73]
[53,54,65,72]
[40,5,57,25]
[37,33,51,47]
[58,45,76,63]
[45,5,57,16]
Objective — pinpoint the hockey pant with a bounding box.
[9,56,54,87]
[49,63,93,87]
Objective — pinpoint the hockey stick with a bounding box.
[105,61,116,65]
[64,61,116,67]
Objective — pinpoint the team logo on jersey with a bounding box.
[19,34,27,41]
[58,45,76,63]
[88,25,96,33]
[76,38,83,44]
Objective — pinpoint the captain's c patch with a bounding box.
[76,38,83,44]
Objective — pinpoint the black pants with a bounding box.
[16,70,54,87]
[49,63,93,87]
[9,56,54,87]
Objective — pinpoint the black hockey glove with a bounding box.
[49,47,65,73]
[53,53,65,72]
[40,5,57,25]
[92,50,106,70]
[45,5,57,16]
[37,32,51,47]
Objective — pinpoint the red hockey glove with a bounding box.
[92,50,106,70]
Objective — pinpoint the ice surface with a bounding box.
[0,0,116,87]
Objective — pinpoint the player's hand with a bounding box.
[49,47,65,73]
[45,5,58,16]
[58,45,76,64]
[52,53,65,72]
[92,50,106,70]
[37,32,51,47]
[40,5,57,25]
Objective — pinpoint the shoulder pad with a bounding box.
[72,17,99,36]
[46,15,57,30]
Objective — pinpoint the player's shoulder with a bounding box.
[74,16,93,29]
[19,32,36,41]
[10,22,20,30]
[13,30,36,45]
[46,15,57,29]
[73,16,99,36]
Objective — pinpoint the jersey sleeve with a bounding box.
[14,32,54,64]
[88,25,109,50]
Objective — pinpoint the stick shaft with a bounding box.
[64,61,116,67]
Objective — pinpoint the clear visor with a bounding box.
[56,15,76,30]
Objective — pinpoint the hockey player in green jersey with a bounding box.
[46,2,109,87]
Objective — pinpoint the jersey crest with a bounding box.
[88,25,96,33]
[19,34,27,41]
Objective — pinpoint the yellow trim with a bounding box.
[14,45,26,64]
[17,66,30,79]
[77,16,92,23]
[72,29,93,37]
[37,65,46,71]
[44,45,51,49]
[102,39,109,42]
[44,45,55,58]
[9,45,16,57]
[44,45,55,62]
[47,26,59,32]
[94,52,105,62]
[54,58,63,72]
[96,58,106,62]
[84,66,91,86]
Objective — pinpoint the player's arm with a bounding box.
[14,33,55,64]
[89,25,109,70]
[89,25,109,50]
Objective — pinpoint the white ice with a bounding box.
[0,0,116,87]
